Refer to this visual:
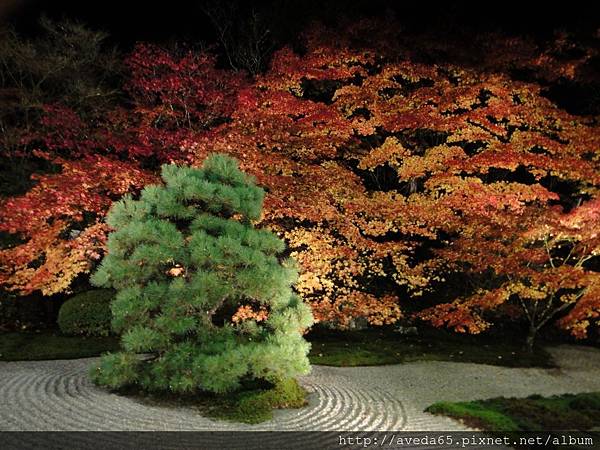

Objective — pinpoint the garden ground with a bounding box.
[0,327,554,367]
[1,345,599,440]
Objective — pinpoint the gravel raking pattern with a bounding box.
[2,345,600,448]
[0,359,408,432]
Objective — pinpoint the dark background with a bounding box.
[2,0,599,47]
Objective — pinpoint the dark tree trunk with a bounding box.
[526,325,537,353]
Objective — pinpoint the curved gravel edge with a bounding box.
[0,344,598,435]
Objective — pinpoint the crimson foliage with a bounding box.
[1,21,598,343]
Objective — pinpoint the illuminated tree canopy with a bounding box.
[1,19,598,342]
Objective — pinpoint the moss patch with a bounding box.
[117,378,308,424]
[426,392,600,431]
[307,327,554,368]
[219,378,308,424]
[0,331,119,361]
[2,326,555,368]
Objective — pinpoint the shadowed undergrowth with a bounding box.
[1,327,555,368]
[306,328,554,368]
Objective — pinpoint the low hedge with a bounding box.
[58,289,114,336]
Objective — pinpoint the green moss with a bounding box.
[426,392,600,431]
[57,289,114,336]
[307,328,554,368]
[426,401,520,431]
[569,392,600,411]
[2,325,555,369]
[114,378,308,425]
[0,331,119,361]
[226,378,308,424]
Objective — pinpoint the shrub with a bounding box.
[89,153,314,394]
[57,289,114,336]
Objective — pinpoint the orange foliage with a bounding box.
[231,305,269,324]
[0,155,156,295]
[183,22,598,331]
[2,20,599,338]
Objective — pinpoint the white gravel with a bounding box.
[0,344,599,433]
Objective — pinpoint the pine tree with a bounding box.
[90,153,314,394]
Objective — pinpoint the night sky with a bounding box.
[2,0,599,48]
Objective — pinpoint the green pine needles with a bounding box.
[90,153,314,394]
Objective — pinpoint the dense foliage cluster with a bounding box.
[0,154,155,295]
[90,154,313,393]
[194,21,599,342]
[1,18,598,345]
[57,289,114,336]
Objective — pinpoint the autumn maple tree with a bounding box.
[0,38,242,298]
[417,199,600,351]
[186,20,599,341]
[1,18,598,345]
[0,153,155,296]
